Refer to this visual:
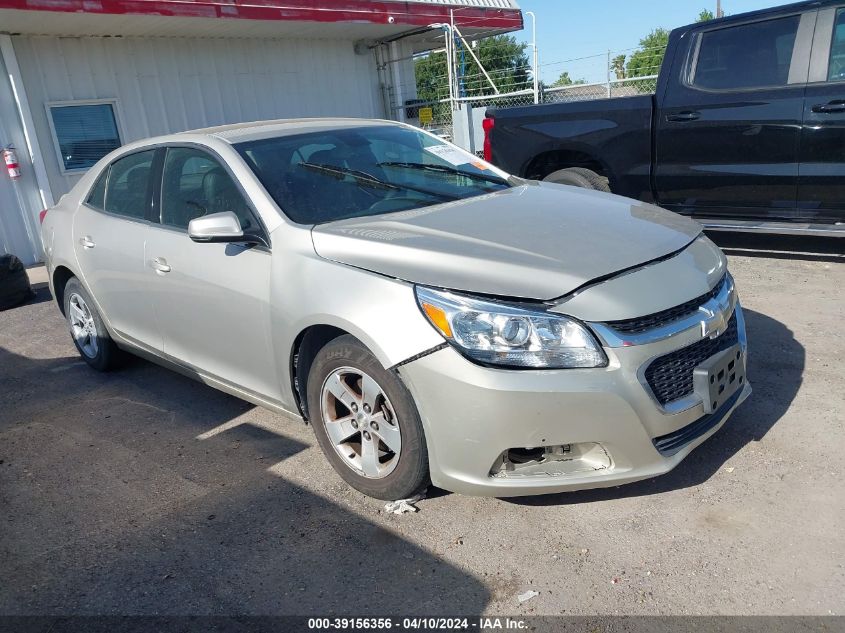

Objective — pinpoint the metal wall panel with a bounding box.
[0,50,46,265]
[12,35,385,198]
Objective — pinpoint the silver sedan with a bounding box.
[41,118,750,499]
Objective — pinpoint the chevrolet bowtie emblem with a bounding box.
[699,303,728,339]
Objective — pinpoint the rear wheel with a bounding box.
[63,277,121,371]
[307,335,429,500]
[543,167,610,192]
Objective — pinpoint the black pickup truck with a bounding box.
[485,0,845,236]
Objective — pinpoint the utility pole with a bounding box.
[525,11,539,104]
[716,0,723,18]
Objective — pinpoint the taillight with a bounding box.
[39,209,48,224]
[482,116,495,163]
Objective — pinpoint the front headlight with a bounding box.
[415,287,607,369]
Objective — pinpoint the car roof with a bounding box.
[175,118,399,144]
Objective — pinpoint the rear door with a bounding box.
[798,5,845,222]
[73,149,161,350]
[654,10,815,220]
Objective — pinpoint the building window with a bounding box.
[47,101,122,172]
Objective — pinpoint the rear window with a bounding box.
[86,169,108,210]
[692,16,800,90]
[235,125,509,225]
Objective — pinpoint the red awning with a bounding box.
[0,0,523,31]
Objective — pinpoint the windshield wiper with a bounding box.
[379,161,509,185]
[300,162,397,191]
[299,162,458,200]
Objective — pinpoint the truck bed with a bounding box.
[487,94,654,201]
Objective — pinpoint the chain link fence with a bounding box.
[393,74,659,151]
[390,38,664,147]
[543,75,658,104]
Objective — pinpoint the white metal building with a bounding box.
[0,0,522,264]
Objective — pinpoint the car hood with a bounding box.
[310,181,702,301]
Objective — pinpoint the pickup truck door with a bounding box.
[798,5,845,223]
[655,11,815,220]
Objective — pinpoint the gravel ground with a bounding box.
[1,234,843,616]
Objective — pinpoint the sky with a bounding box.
[512,0,790,84]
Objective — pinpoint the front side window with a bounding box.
[236,125,510,224]
[692,16,800,90]
[160,147,257,231]
[48,102,122,171]
[828,8,845,81]
[103,150,155,220]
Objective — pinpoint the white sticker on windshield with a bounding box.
[424,144,471,166]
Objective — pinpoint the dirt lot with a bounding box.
[1,234,843,616]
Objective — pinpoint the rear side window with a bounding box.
[692,16,800,90]
[86,169,108,210]
[829,8,845,81]
[104,150,156,220]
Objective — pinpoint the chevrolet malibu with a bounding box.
[41,119,750,500]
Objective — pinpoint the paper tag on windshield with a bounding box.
[424,144,471,166]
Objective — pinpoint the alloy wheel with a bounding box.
[68,293,99,359]
[320,367,402,479]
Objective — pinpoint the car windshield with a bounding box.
[235,124,511,224]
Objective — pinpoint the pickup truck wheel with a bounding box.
[307,335,429,500]
[543,167,610,192]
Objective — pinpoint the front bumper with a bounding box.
[397,303,751,497]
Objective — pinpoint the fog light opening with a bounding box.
[491,442,611,478]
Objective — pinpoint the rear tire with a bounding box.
[63,277,122,371]
[543,167,610,192]
[307,335,429,500]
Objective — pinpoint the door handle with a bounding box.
[666,111,700,122]
[812,101,845,113]
[151,257,171,274]
[79,236,95,249]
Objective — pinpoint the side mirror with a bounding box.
[188,211,244,243]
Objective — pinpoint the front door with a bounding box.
[654,11,812,220]
[798,5,845,223]
[73,149,161,350]
[144,146,277,400]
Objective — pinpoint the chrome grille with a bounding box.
[607,275,728,335]
[644,312,739,405]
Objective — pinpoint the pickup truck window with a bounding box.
[692,15,800,90]
[828,9,845,81]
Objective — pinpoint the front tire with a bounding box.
[63,277,121,371]
[307,335,429,500]
[543,167,610,192]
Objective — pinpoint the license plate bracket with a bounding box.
[693,344,745,414]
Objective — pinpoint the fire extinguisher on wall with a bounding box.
[3,145,21,180]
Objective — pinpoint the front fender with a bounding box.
[269,228,445,407]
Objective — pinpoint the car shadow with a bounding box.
[505,308,803,506]
[0,346,490,614]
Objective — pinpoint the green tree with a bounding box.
[551,71,587,87]
[414,34,531,102]
[626,28,669,78]
[625,9,718,80]
[611,54,627,80]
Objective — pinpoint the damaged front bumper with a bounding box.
[397,303,751,497]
